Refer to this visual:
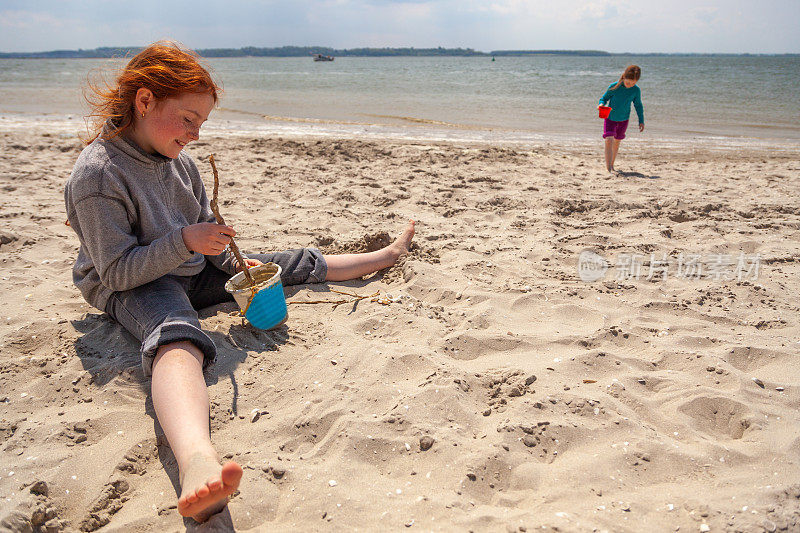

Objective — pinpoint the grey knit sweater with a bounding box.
[65,123,236,311]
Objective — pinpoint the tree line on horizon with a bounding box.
[0,46,792,59]
[0,46,608,58]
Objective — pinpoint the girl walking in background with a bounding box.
[599,65,645,173]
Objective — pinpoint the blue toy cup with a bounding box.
[225,263,288,330]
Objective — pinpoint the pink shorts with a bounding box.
[603,119,629,140]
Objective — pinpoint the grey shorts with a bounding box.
[105,249,326,376]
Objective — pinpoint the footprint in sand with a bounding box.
[115,440,158,475]
[79,477,131,531]
[510,297,604,337]
[282,409,347,459]
[61,421,92,446]
[459,456,517,504]
[79,440,156,531]
[678,396,756,440]
[441,332,530,361]
[725,345,784,372]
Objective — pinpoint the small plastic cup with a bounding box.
[598,105,612,119]
[225,263,287,330]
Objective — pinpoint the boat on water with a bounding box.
[312,53,334,62]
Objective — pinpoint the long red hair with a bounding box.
[611,65,641,91]
[84,41,220,144]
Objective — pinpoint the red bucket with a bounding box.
[598,105,612,119]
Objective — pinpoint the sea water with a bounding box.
[0,55,798,148]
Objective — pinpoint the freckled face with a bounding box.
[136,92,215,159]
[623,78,638,88]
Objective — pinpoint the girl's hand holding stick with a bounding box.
[208,154,255,286]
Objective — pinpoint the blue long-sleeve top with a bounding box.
[599,82,644,124]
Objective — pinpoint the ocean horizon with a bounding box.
[1,44,798,58]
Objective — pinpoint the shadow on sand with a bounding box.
[69,278,380,529]
[69,307,291,531]
[617,170,661,179]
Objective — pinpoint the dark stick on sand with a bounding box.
[208,154,255,287]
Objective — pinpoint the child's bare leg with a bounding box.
[610,139,622,171]
[324,220,415,281]
[151,341,242,523]
[604,138,614,172]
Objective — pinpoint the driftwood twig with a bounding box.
[288,290,381,309]
[208,154,255,286]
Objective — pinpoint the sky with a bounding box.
[0,0,798,54]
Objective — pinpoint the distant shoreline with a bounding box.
[1,46,797,59]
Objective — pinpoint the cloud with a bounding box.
[0,0,797,53]
[362,0,434,3]
[687,6,721,27]
[573,0,644,28]
[303,0,436,45]
[0,9,66,30]
[690,6,718,23]
[576,1,619,21]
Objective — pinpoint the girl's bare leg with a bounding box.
[324,220,415,281]
[151,341,242,523]
[610,138,622,171]
[604,138,614,172]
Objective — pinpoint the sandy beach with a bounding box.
[1,127,799,532]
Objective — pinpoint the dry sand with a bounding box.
[1,128,799,532]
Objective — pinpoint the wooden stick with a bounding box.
[288,290,380,309]
[208,154,255,286]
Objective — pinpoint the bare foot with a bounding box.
[386,220,415,262]
[178,454,243,523]
[323,221,416,281]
